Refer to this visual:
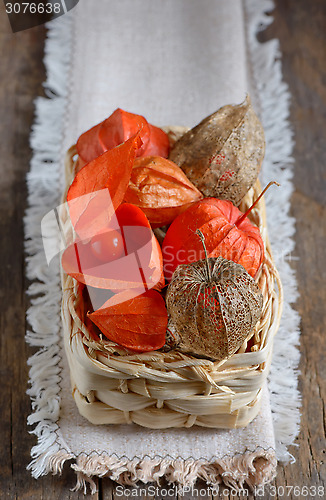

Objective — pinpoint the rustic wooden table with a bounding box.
[0,1,325,498]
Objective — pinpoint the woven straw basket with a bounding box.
[60,126,283,430]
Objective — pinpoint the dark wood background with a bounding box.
[0,0,325,498]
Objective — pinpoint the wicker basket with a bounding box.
[60,127,283,430]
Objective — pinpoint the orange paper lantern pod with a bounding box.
[76,121,105,166]
[162,197,264,281]
[76,108,170,168]
[124,156,203,227]
[98,109,150,156]
[88,289,168,352]
[67,133,142,240]
[61,202,165,292]
[141,124,170,158]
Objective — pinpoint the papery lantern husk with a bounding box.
[166,256,263,361]
[169,95,265,206]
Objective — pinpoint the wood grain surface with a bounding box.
[0,0,325,498]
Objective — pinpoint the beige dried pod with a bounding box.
[166,231,263,361]
[169,95,265,205]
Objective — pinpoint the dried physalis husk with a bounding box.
[166,232,263,361]
[169,95,265,206]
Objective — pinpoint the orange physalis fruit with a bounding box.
[61,203,165,292]
[76,108,170,169]
[90,229,125,263]
[98,109,151,157]
[162,197,264,281]
[88,289,168,352]
[67,133,142,240]
[141,124,170,158]
[162,183,278,281]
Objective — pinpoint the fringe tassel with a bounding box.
[69,448,277,494]
[244,0,301,463]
